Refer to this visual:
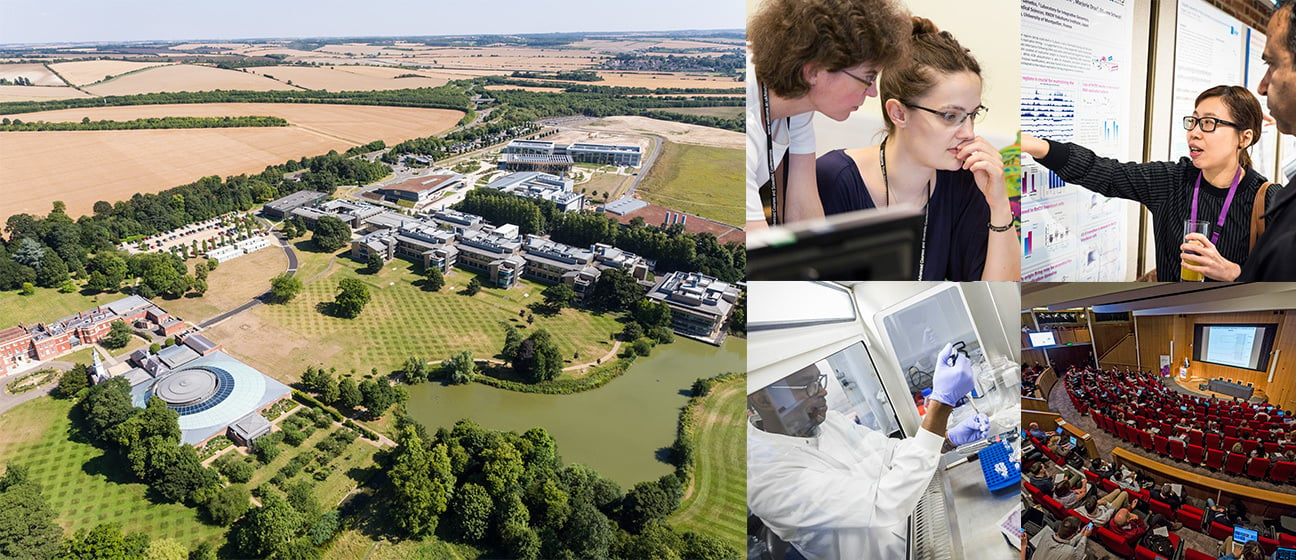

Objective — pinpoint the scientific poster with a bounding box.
[1020,0,1135,281]
[1171,0,1245,161]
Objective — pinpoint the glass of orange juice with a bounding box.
[1181,220,1211,282]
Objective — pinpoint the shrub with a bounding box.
[215,455,254,484]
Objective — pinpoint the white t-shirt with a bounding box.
[746,60,816,223]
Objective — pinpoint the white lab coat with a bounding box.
[748,410,945,560]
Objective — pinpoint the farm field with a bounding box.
[204,253,623,383]
[0,103,461,219]
[0,85,89,102]
[0,63,66,85]
[244,66,451,91]
[667,375,746,549]
[82,64,297,96]
[48,60,175,86]
[636,140,745,226]
[587,115,743,149]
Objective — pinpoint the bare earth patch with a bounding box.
[586,116,743,149]
[48,60,175,86]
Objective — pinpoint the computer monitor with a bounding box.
[1057,426,1065,435]
[1274,547,1296,560]
[1233,526,1258,544]
[1027,331,1057,348]
[747,205,925,280]
[1069,436,1078,447]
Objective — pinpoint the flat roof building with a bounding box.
[290,199,384,228]
[521,234,594,284]
[263,191,327,220]
[568,143,642,167]
[485,172,585,213]
[645,271,740,344]
[375,173,464,204]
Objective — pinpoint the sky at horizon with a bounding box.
[0,0,744,46]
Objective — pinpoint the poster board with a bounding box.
[1169,0,1245,162]
[1020,0,1138,281]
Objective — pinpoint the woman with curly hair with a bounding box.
[746,0,910,230]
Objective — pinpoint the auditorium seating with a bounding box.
[1248,457,1272,479]
[1154,434,1169,455]
[1177,505,1205,531]
[1184,549,1215,560]
[1209,521,1233,541]
[1225,453,1248,476]
[1187,444,1205,465]
[1205,448,1225,471]
[1259,535,1279,555]
[1097,526,1136,558]
[1169,440,1187,461]
[1149,499,1174,519]
[1269,461,1296,484]
[1280,532,1296,549]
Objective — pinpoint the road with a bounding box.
[198,226,298,329]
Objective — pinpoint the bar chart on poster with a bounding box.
[1020,0,1136,281]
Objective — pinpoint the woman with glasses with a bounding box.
[815,17,1021,280]
[1021,85,1280,281]
[746,0,909,231]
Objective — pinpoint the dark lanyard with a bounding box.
[761,85,781,225]
[1189,166,1242,246]
[880,139,929,280]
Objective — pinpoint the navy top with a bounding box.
[816,148,989,281]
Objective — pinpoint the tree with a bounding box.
[632,338,653,356]
[269,273,302,303]
[621,479,675,531]
[143,538,188,560]
[84,271,110,293]
[444,350,476,385]
[63,523,145,560]
[318,370,340,404]
[561,500,616,559]
[587,268,642,311]
[364,251,384,274]
[34,251,68,288]
[513,329,562,383]
[501,324,522,362]
[10,238,45,269]
[388,427,452,537]
[0,464,63,560]
[101,320,133,350]
[633,299,672,329]
[450,482,493,543]
[621,322,644,342]
[360,377,396,418]
[311,216,351,252]
[465,276,482,296]
[401,355,430,384]
[215,455,254,484]
[337,377,362,409]
[332,278,370,318]
[53,363,89,399]
[423,266,444,291]
[193,261,209,282]
[541,283,575,310]
[253,438,281,463]
[80,377,136,443]
[232,493,302,558]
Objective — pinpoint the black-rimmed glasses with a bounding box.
[1183,116,1240,133]
[839,68,876,88]
[903,102,988,127]
[768,373,828,398]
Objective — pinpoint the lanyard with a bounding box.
[761,85,780,225]
[880,139,929,280]
[1190,166,1242,246]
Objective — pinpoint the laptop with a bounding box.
[1234,526,1258,544]
[1275,548,1296,560]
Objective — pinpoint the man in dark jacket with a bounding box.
[1240,1,1296,280]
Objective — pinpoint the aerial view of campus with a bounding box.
[0,2,745,558]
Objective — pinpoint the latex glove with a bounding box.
[930,342,974,406]
[948,413,990,446]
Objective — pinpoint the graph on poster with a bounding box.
[1020,0,1135,281]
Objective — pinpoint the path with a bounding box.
[198,227,298,329]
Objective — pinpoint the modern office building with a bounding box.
[485,172,585,212]
[290,199,384,228]
[455,226,525,288]
[520,234,595,284]
[645,271,740,343]
[374,173,464,204]
[568,143,642,166]
[499,139,642,172]
[262,191,327,220]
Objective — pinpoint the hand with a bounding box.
[1180,233,1241,281]
[1021,133,1050,159]
[947,413,989,446]
[956,137,1008,209]
[931,342,975,406]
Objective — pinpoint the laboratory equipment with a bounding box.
[978,437,1021,491]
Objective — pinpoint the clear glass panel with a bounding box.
[748,281,856,329]
[748,341,902,438]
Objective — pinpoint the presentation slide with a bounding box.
[1203,325,1262,369]
[1171,0,1245,161]
[1028,331,1057,348]
[1020,0,1134,281]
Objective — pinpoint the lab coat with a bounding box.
[748,410,945,560]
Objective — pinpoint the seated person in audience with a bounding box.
[1205,499,1246,528]
[1030,516,1092,560]
[1053,479,1088,509]
[1148,483,1182,510]
[1114,468,1141,491]
[1028,462,1055,495]
[1218,540,1265,560]
[1028,422,1049,440]
[1105,508,1149,543]
[1230,442,1246,455]
[1282,449,1296,463]
[1091,458,1116,480]
[1077,487,1129,526]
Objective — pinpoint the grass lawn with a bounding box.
[0,398,226,549]
[636,141,743,227]
[577,170,632,200]
[325,530,482,560]
[206,256,622,382]
[667,375,745,549]
[162,246,288,324]
[651,106,743,119]
[0,287,113,328]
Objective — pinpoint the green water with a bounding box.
[404,336,746,488]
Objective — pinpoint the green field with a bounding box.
[636,141,744,227]
[207,252,623,381]
[577,171,632,199]
[651,106,744,119]
[668,375,746,548]
[0,287,115,329]
[0,398,226,549]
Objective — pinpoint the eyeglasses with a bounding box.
[903,102,988,127]
[1183,116,1239,133]
[839,68,876,88]
[768,373,828,398]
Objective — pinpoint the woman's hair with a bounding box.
[1232,442,1245,453]
[1194,85,1264,169]
[1054,480,1071,497]
[879,17,982,136]
[1241,540,1265,560]
[749,0,909,99]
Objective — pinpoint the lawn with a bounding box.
[577,170,632,200]
[206,255,622,382]
[0,287,111,328]
[0,398,226,549]
[162,246,288,324]
[636,141,743,227]
[325,530,482,560]
[668,375,745,549]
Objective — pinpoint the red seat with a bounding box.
[1209,521,1233,541]
[1140,430,1155,452]
[1206,448,1226,470]
[1150,499,1174,519]
[1185,548,1215,560]
[1224,435,1240,451]
[1084,469,1100,486]
[1097,526,1137,558]
[1259,535,1279,555]
[1225,452,1248,476]
[1265,442,1281,455]
[1248,457,1272,478]
[1241,439,1260,454]
[1225,426,1239,438]
[1040,494,1068,519]
[1067,509,1091,524]
[1177,505,1205,531]
[1100,478,1118,493]
[1269,461,1296,484]
[1169,439,1187,461]
[1135,544,1170,560]
[1207,432,1223,449]
[1189,430,1204,447]
[1153,434,1169,456]
[1023,481,1042,502]
[1187,444,1206,465]
[1280,532,1296,548]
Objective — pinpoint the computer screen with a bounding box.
[1274,547,1296,560]
[1069,436,1078,447]
[1027,331,1057,347]
[747,205,924,280]
[1234,526,1258,544]
[1056,426,1064,435]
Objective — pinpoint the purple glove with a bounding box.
[930,342,974,406]
[948,413,990,446]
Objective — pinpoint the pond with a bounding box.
[403,336,745,488]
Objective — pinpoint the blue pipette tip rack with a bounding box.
[979,439,1021,491]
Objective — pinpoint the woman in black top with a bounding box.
[815,18,1020,281]
[1022,85,1281,281]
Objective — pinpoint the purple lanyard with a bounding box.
[1190,166,1243,246]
